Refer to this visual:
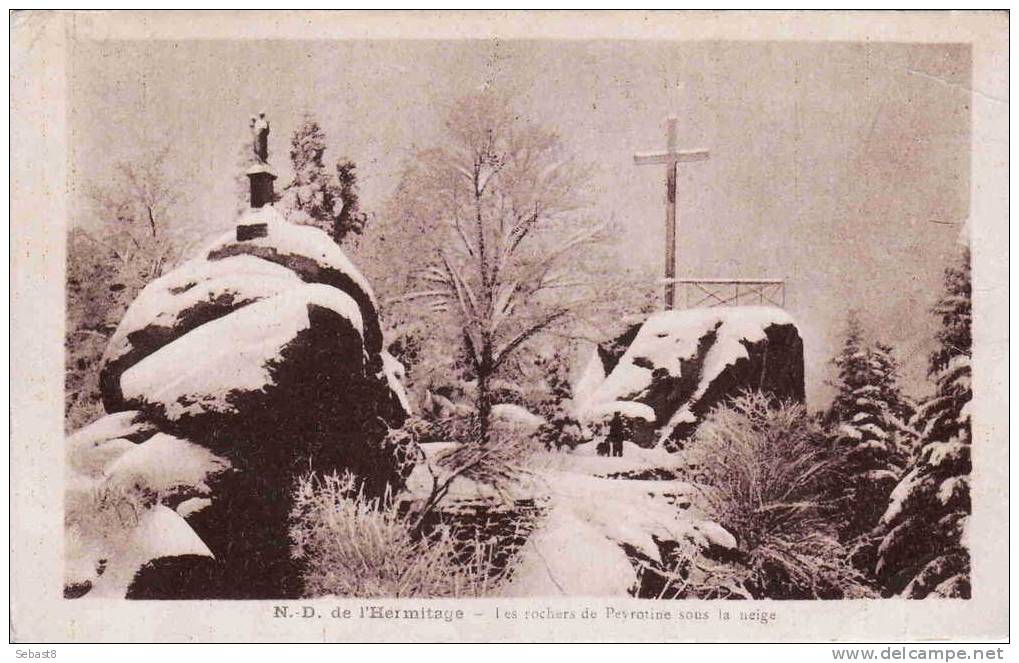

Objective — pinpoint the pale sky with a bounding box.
[69,39,971,405]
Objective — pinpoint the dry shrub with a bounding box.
[685,392,875,599]
[290,471,513,598]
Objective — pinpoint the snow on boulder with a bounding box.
[99,255,303,411]
[381,351,413,417]
[112,274,412,597]
[203,207,383,357]
[103,432,232,503]
[81,505,215,599]
[579,306,804,447]
[120,283,365,432]
[64,427,224,599]
[66,411,155,477]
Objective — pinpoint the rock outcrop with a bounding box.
[578,306,804,448]
[68,207,414,599]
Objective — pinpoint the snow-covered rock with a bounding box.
[502,470,735,597]
[66,411,154,477]
[99,255,304,411]
[64,422,226,599]
[120,283,366,432]
[67,504,214,599]
[103,433,232,501]
[578,307,804,447]
[101,209,385,409]
[492,403,546,431]
[72,207,415,599]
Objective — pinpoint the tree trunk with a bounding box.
[474,168,493,446]
[477,359,492,446]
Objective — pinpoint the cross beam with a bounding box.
[634,116,710,309]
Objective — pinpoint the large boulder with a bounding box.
[578,306,804,447]
[71,207,414,599]
[65,416,229,598]
[99,207,384,411]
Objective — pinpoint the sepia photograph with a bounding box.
[9,9,1009,644]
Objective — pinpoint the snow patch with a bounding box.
[923,441,966,469]
[380,351,412,417]
[881,467,922,525]
[105,255,302,365]
[503,506,636,596]
[937,476,968,506]
[837,424,863,440]
[204,212,376,306]
[559,442,687,476]
[492,403,545,429]
[103,433,231,498]
[572,350,607,410]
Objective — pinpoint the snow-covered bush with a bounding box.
[685,392,875,599]
[533,411,589,451]
[290,472,512,597]
[526,348,588,451]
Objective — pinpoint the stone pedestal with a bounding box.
[246,164,277,209]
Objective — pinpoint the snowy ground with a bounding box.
[407,439,731,597]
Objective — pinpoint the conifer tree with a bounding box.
[279,114,367,244]
[869,341,919,464]
[826,314,906,544]
[873,248,972,598]
[827,312,869,425]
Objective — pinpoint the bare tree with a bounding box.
[83,145,187,280]
[66,146,189,429]
[387,91,607,443]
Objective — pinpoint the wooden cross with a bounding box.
[634,116,710,309]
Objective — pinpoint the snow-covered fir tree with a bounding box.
[334,159,368,241]
[870,341,920,463]
[279,114,366,244]
[873,247,972,598]
[532,348,587,451]
[826,314,913,545]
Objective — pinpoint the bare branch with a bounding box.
[492,308,570,371]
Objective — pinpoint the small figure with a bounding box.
[251,111,270,164]
[607,412,625,457]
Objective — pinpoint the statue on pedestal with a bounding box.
[250,112,270,164]
[243,112,277,216]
